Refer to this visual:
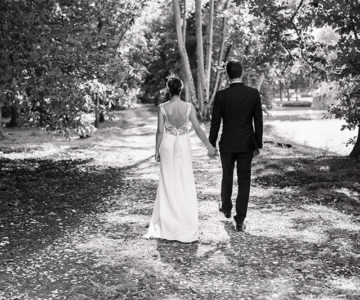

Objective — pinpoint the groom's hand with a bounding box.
[207,145,217,158]
[253,149,260,157]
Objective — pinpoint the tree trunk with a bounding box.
[208,0,231,107]
[279,81,283,101]
[7,78,18,127]
[182,0,190,102]
[286,84,290,101]
[209,35,229,106]
[349,126,360,159]
[205,0,214,103]
[99,112,105,123]
[204,44,231,120]
[182,0,187,46]
[7,102,18,128]
[183,79,191,102]
[0,103,4,140]
[257,72,265,91]
[94,95,99,128]
[213,44,232,96]
[173,0,197,105]
[209,35,226,104]
[195,0,206,114]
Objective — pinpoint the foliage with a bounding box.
[329,76,360,132]
[0,0,145,134]
[1,0,359,154]
[311,0,360,155]
[228,0,360,156]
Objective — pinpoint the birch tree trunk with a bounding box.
[209,0,231,106]
[182,0,190,102]
[286,84,290,101]
[195,0,206,114]
[94,95,99,129]
[257,72,265,91]
[0,102,4,140]
[182,0,187,46]
[205,0,214,102]
[172,0,197,105]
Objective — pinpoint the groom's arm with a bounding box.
[209,92,222,147]
[254,90,263,149]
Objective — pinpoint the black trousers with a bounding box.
[220,151,253,224]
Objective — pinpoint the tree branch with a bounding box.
[289,0,305,23]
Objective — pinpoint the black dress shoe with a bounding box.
[219,207,231,218]
[235,222,246,232]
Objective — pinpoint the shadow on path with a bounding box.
[0,158,125,259]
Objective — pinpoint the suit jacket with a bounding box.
[209,82,263,153]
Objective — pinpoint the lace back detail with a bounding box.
[161,102,191,136]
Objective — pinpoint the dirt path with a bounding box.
[1,106,359,299]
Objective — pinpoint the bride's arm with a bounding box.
[155,107,164,162]
[189,104,214,151]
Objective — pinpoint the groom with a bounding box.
[209,61,263,231]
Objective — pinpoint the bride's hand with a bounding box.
[155,151,160,162]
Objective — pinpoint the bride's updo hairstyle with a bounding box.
[166,76,183,96]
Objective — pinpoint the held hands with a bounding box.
[207,144,218,158]
[253,149,260,158]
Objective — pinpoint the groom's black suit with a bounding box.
[209,82,263,224]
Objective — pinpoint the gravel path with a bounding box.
[1,106,359,299]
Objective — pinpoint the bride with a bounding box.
[144,76,216,243]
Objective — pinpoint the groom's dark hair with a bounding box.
[226,61,243,79]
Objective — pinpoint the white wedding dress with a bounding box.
[144,101,198,243]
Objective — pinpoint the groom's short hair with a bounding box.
[226,61,243,79]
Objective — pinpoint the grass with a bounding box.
[0,105,359,299]
[265,109,357,155]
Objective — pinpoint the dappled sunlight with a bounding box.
[267,276,296,298]
[247,209,329,244]
[253,167,284,177]
[329,276,360,293]
[2,106,360,299]
[1,109,157,167]
[76,235,123,254]
[0,143,71,160]
[334,188,360,203]
[102,211,149,225]
[329,237,357,256]
[301,204,360,231]
[199,220,231,245]
[206,249,233,268]
[197,185,219,196]
[250,186,282,199]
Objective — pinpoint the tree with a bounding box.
[171,0,234,117]
[205,0,215,101]
[209,0,231,109]
[172,0,197,105]
[195,0,206,113]
[329,76,360,158]
[310,0,360,158]
[0,0,144,136]
[0,100,4,140]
